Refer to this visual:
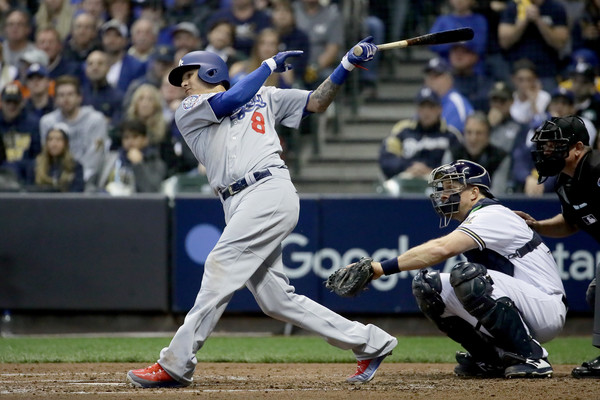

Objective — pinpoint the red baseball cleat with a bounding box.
[127,363,188,388]
[346,351,393,383]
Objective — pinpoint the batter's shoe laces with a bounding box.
[453,351,505,378]
[127,362,189,388]
[504,357,553,379]
[347,351,393,383]
[572,355,600,378]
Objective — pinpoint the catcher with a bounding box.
[327,159,567,378]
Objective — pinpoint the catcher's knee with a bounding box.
[412,269,445,320]
[450,262,495,319]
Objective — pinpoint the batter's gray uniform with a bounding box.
[157,86,397,385]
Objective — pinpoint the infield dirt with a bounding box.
[0,362,595,400]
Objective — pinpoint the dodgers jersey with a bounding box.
[175,86,310,191]
[456,202,565,297]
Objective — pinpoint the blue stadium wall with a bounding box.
[0,194,596,314]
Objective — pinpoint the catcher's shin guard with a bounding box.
[450,262,543,360]
[412,269,502,364]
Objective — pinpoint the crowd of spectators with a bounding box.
[378,0,600,197]
[0,0,599,197]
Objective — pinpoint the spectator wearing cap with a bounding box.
[171,22,202,54]
[0,42,18,94]
[498,0,569,91]
[23,64,54,124]
[63,12,102,64]
[206,0,272,56]
[34,0,75,42]
[449,42,494,111]
[39,75,109,183]
[36,27,81,80]
[123,44,176,110]
[509,58,551,126]
[429,0,488,67]
[0,83,42,178]
[487,81,528,156]
[81,50,125,133]
[25,123,84,192]
[378,87,463,182]
[424,56,474,133]
[101,19,147,93]
[128,18,158,63]
[548,87,597,145]
[2,9,37,68]
[569,62,600,132]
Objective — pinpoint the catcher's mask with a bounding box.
[428,160,492,228]
[530,116,589,183]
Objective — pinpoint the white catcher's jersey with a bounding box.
[456,203,565,297]
[175,86,310,191]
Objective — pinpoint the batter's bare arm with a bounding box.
[305,36,377,114]
[306,78,340,113]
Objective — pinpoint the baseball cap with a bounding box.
[570,62,596,83]
[1,84,23,103]
[172,22,199,38]
[101,19,128,38]
[415,87,441,105]
[20,48,49,67]
[424,57,451,75]
[550,87,574,104]
[450,41,477,54]
[488,81,512,101]
[26,63,49,79]
[152,45,175,63]
[571,48,599,69]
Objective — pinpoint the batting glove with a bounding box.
[263,50,304,73]
[343,36,377,70]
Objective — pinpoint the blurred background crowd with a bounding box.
[0,0,598,197]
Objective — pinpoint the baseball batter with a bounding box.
[127,39,397,388]
[355,160,566,378]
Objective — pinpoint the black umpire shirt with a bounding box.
[554,149,600,243]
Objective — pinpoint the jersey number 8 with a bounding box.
[251,111,266,134]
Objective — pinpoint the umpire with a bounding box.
[517,115,600,378]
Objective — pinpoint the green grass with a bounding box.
[0,336,593,364]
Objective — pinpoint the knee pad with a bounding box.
[450,262,495,319]
[412,269,445,320]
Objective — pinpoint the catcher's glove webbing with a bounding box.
[325,257,374,297]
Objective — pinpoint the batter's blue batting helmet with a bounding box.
[168,51,230,89]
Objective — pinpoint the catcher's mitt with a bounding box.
[325,257,374,297]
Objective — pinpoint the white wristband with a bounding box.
[341,55,355,71]
[263,58,277,72]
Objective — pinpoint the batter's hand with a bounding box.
[266,50,304,73]
[347,36,377,65]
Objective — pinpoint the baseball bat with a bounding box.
[352,27,475,56]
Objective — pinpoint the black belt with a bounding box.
[220,169,272,200]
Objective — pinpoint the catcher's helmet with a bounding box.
[168,51,230,89]
[428,160,493,227]
[531,115,589,181]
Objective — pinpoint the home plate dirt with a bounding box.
[0,363,595,400]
